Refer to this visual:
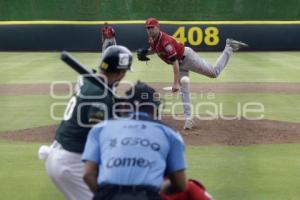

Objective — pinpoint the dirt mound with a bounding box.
[1,117,300,146]
[163,117,300,145]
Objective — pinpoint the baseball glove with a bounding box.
[137,48,150,61]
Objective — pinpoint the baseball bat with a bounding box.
[60,51,117,98]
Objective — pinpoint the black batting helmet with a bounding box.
[100,45,132,73]
[126,81,161,107]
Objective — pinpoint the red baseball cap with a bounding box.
[146,17,159,27]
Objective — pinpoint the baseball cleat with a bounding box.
[226,38,248,51]
[184,118,193,130]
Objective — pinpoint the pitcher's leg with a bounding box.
[179,69,193,130]
[183,46,233,78]
[213,46,233,77]
[181,47,216,78]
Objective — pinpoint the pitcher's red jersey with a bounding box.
[149,31,184,64]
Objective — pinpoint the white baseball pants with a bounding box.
[102,38,117,52]
[179,46,233,118]
[45,141,93,200]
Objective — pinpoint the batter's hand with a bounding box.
[172,83,180,93]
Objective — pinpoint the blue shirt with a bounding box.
[82,112,186,188]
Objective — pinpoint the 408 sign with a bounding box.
[172,26,220,46]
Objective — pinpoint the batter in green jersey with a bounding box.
[44,45,133,200]
[55,76,114,153]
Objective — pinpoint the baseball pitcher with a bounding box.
[138,17,248,130]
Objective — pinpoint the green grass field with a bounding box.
[1,51,300,84]
[1,142,299,200]
[187,144,300,200]
[1,93,300,132]
[1,52,300,200]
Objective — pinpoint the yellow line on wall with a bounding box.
[1,20,300,25]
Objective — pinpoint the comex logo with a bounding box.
[106,157,152,169]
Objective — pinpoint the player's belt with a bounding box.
[98,183,159,193]
[96,184,162,200]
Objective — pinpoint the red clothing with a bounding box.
[149,31,184,64]
[102,26,115,39]
[161,179,213,200]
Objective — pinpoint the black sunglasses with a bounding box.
[146,26,155,30]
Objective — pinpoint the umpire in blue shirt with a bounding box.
[82,81,187,200]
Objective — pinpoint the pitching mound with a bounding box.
[163,117,300,145]
[1,117,300,146]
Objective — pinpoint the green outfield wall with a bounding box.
[1,0,300,21]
